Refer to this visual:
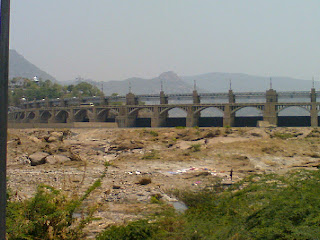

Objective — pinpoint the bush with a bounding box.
[7,168,107,239]
[7,185,82,240]
[96,220,156,240]
[176,170,320,239]
[191,144,201,152]
[148,131,159,137]
[97,170,320,240]
[142,150,159,160]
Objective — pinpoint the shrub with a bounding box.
[142,150,159,160]
[7,185,82,240]
[191,144,201,152]
[96,220,156,240]
[148,131,158,137]
[98,170,320,240]
[273,132,295,139]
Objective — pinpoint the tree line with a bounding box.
[9,78,103,106]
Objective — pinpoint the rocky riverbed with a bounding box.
[6,127,320,238]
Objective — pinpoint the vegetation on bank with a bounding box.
[6,165,108,240]
[9,78,103,106]
[7,169,320,239]
[97,170,320,240]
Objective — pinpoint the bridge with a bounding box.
[8,88,320,128]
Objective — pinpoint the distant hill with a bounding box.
[63,71,316,96]
[9,49,57,82]
[102,71,199,95]
[68,71,199,96]
[181,72,315,92]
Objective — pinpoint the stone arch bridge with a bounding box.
[9,89,320,128]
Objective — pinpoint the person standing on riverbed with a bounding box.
[230,169,233,182]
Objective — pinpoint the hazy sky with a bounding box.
[9,0,320,82]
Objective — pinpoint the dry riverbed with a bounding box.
[6,127,320,238]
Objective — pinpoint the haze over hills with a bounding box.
[8,49,317,95]
[81,72,316,96]
[181,73,316,93]
[9,49,57,82]
[100,71,198,95]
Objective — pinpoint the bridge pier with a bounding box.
[31,110,40,123]
[263,103,278,126]
[222,90,236,127]
[263,89,278,126]
[151,106,167,127]
[116,107,137,128]
[311,103,318,127]
[223,105,235,127]
[66,110,74,123]
[88,108,98,122]
[310,88,318,127]
[186,107,199,127]
[48,110,57,123]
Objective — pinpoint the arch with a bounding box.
[96,109,109,122]
[27,112,35,120]
[167,107,188,118]
[165,107,187,127]
[278,106,311,127]
[129,107,153,118]
[74,109,89,122]
[196,106,224,117]
[55,110,69,123]
[233,107,263,127]
[40,111,52,123]
[19,112,25,120]
[232,106,264,116]
[234,106,263,117]
[135,107,153,127]
[278,106,310,116]
[108,109,119,118]
[14,113,19,120]
[198,106,224,127]
[95,109,118,122]
[160,106,188,117]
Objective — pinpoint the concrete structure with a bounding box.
[9,88,320,128]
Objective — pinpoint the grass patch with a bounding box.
[273,132,295,139]
[142,150,160,160]
[148,130,159,137]
[191,143,201,152]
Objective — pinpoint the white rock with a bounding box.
[46,155,70,164]
[29,152,49,166]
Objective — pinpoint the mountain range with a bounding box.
[8,49,317,95]
[9,49,57,82]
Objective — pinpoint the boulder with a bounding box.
[45,155,70,164]
[109,140,144,151]
[45,132,64,143]
[28,136,42,144]
[29,152,49,166]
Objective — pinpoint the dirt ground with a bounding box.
[6,127,320,238]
